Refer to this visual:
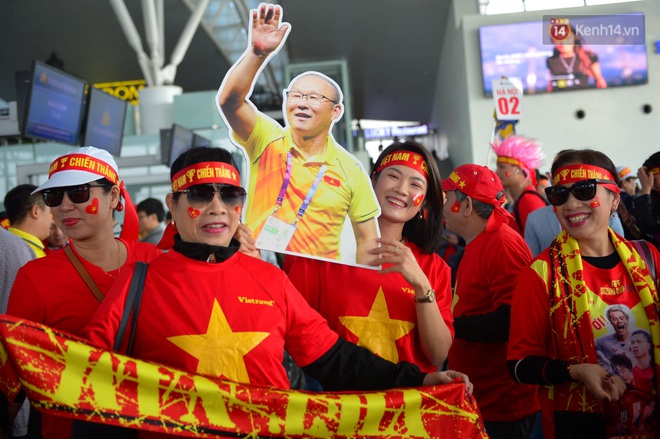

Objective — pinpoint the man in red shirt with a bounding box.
[443,164,539,439]
[492,135,546,235]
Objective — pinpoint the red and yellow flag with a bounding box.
[0,316,487,438]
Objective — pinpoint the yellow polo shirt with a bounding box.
[8,227,46,259]
[233,113,379,260]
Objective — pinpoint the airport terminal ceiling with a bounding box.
[0,0,450,125]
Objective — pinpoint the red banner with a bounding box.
[0,316,487,438]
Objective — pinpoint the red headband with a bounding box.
[496,156,525,169]
[649,167,660,176]
[172,162,240,192]
[376,151,428,179]
[497,156,537,186]
[49,154,119,184]
[48,154,138,241]
[552,164,620,193]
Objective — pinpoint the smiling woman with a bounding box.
[6,146,162,438]
[287,141,454,377]
[165,148,246,248]
[507,149,660,438]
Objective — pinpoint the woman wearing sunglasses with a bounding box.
[286,141,453,377]
[83,146,472,437]
[507,149,660,438]
[7,146,162,439]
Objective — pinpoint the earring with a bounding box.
[418,210,424,220]
[171,220,177,230]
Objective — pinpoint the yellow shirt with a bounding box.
[233,113,379,260]
[8,227,46,259]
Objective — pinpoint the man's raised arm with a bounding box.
[217,3,290,141]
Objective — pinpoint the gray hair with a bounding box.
[455,190,494,220]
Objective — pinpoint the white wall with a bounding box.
[432,0,659,174]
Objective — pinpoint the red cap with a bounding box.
[442,164,505,207]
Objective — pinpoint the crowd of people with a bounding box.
[1,4,659,439]
[2,143,657,439]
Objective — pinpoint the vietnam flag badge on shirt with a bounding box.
[324,175,341,187]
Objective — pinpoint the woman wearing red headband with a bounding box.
[83,146,470,438]
[7,146,162,438]
[287,141,453,377]
[507,149,660,438]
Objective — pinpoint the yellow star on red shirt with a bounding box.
[338,287,415,363]
[167,299,269,383]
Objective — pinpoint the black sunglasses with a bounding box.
[545,179,616,206]
[177,184,246,207]
[42,184,110,207]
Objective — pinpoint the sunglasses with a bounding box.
[545,179,616,206]
[42,184,110,207]
[177,184,246,207]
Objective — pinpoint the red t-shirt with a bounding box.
[287,241,454,373]
[84,250,338,388]
[448,214,539,421]
[515,185,547,235]
[7,238,161,439]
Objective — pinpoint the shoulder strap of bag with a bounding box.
[114,262,148,354]
[514,190,549,228]
[64,245,105,302]
[632,239,657,283]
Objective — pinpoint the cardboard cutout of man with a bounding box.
[216,3,380,266]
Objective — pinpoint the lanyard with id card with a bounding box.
[256,152,327,252]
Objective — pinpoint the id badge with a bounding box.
[255,215,296,252]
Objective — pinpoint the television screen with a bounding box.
[159,128,173,166]
[168,124,194,166]
[192,133,211,148]
[478,14,647,96]
[15,70,31,134]
[82,87,127,157]
[22,61,87,145]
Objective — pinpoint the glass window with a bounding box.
[480,0,641,15]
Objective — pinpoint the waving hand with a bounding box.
[251,3,290,57]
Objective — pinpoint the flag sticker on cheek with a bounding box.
[451,201,460,213]
[590,197,601,208]
[504,172,513,177]
[188,207,201,218]
[413,193,424,207]
[235,206,242,214]
[85,198,99,214]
